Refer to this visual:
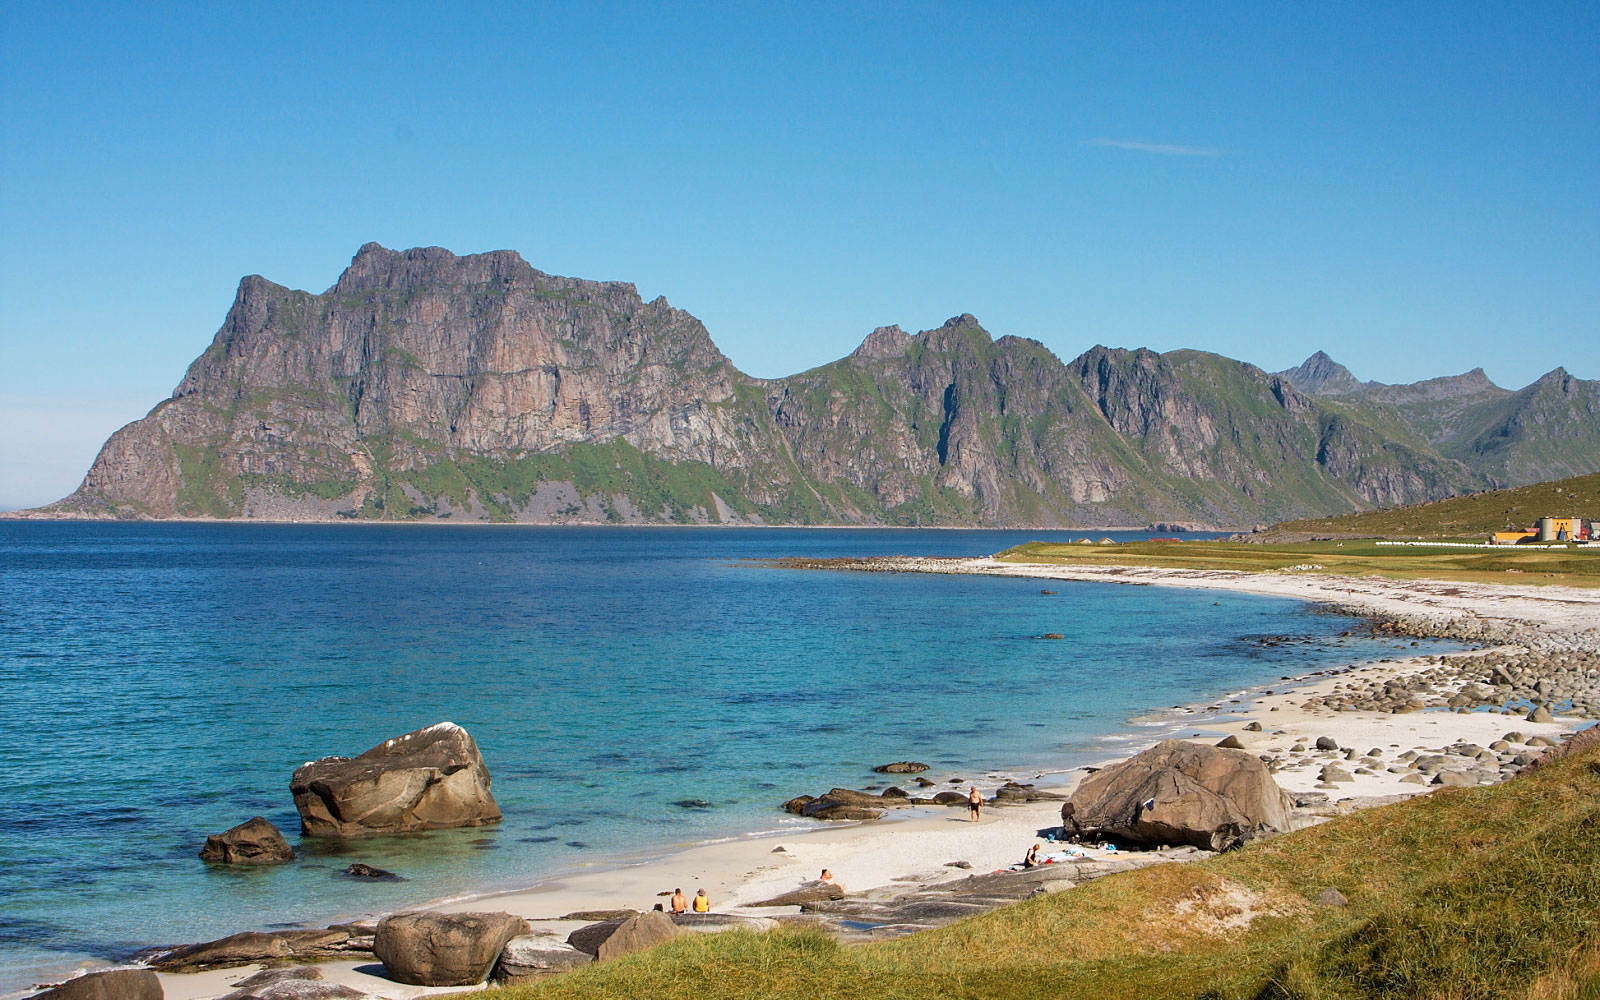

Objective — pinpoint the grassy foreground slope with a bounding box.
[495,744,1600,1000]
[994,539,1600,587]
[1262,472,1600,540]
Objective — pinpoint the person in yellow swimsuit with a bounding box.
[693,889,710,912]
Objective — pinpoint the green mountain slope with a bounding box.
[28,245,1548,527]
[1262,471,1600,539]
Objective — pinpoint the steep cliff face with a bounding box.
[67,245,786,522]
[45,246,1583,527]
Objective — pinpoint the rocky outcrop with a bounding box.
[493,934,593,981]
[1062,740,1293,851]
[146,927,373,971]
[749,881,847,907]
[36,244,1597,529]
[566,911,683,962]
[29,971,162,1000]
[199,817,295,865]
[782,786,914,821]
[218,978,367,1000]
[290,723,500,837]
[372,911,529,986]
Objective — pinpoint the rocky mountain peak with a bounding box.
[1277,351,1365,396]
[32,244,1600,527]
[852,325,911,360]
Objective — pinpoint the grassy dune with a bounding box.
[993,539,1600,588]
[1263,472,1600,540]
[492,743,1600,999]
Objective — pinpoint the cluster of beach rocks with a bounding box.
[1295,620,1600,720]
[1265,732,1558,791]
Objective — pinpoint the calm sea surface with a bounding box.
[0,523,1462,992]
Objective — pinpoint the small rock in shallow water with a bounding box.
[200,817,295,866]
[872,762,930,774]
[343,863,404,881]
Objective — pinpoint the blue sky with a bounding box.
[1,2,1596,508]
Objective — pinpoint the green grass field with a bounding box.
[993,539,1600,588]
[489,741,1600,999]
[1264,472,1600,540]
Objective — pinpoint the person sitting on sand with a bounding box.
[693,888,710,912]
[671,888,687,914]
[1023,843,1042,868]
[968,786,982,822]
[819,869,833,883]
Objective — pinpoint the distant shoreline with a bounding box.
[0,515,1231,533]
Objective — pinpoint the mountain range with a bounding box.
[26,244,1600,527]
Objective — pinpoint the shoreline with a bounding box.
[27,561,1600,1000]
[0,515,1215,533]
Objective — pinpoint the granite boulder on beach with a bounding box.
[28,970,162,1000]
[493,934,593,981]
[1063,739,1293,851]
[199,817,295,865]
[566,911,683,962]
[290,722,501,837]
[373,910,528,986]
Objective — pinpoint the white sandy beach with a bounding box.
[146,562,1599,1000]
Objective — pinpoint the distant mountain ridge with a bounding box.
[1275,355,1600,487]
[23,244,1600,526]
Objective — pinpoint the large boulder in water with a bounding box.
[199,817,295,864]
[1062,740,1292,851]
[29,971,162,1000]
[373,911,528,986]
[290,723,500,837]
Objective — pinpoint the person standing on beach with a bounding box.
[968,786,982,822]
[671,888,687,914]
[693,889,710,912]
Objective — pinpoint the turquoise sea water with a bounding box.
[0,523,1462,993]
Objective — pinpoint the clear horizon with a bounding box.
[2,3,1596,510]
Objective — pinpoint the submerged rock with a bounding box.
[872,762,929,774]
[199,817,295,865]
[290,722,501,838]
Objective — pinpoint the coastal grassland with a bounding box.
[1263,472,1600,540]
[994,539,1600,588]
[491,746,1600,999]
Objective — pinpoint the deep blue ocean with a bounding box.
[0,523,1460,992]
